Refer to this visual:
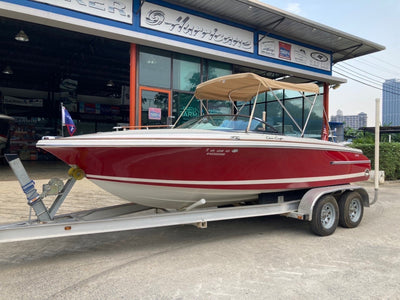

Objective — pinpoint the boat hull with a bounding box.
[37,131,370,209]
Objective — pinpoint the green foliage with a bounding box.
[344,127,363,140]
[352,143,400,180]
[351,132,374,145]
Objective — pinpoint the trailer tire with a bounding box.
[311,195,339,236]
[338,191,363,228]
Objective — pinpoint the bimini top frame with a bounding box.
[173,72,320,137]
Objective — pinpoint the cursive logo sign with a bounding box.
[141,3,254,53]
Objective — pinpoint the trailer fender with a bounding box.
[298,185,369,221]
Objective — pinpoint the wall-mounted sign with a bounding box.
[4,96,43,107]
[258,35,331,71]
[141,2,254,53]
[30,0,133,24]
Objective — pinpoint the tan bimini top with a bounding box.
[194,72,320,101]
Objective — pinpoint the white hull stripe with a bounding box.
[87,172,368,186]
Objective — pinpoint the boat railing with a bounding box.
[113,124,173,131]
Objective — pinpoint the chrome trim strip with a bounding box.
[330,160,371,165]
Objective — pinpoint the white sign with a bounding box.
[4,96,43,107]
[30,0,133,24]
[258,35,331,71]
[141,2,254,53]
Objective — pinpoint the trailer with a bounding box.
[0,154,372,243]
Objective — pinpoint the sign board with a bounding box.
[258,35,331,71]
[4,96,43,107]
[141,2,254,53]
[29,0,133,24]
[148,107,162,120]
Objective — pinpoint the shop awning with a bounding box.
[165,0,385,63]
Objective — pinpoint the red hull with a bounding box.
[44,145,370,190]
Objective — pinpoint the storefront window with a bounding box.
[283,98,303,136]
[267,89,283,101]
[253,93,266,119]
[303,95,323,138]
[237,101,250,115]
[266,101,283,134]
[207,100,231,114]
[207,60,232,80]
[139,47,171,89]
[141,90,169,126]
[236,93,266,118]
[284,89,304,99]
[172,92,200,126]
[173,54,201,92]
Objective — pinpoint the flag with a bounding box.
[62,106,76,136]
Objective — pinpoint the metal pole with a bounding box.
[60,102,64,137]
[371,98,380,205]
[129,43,137,128]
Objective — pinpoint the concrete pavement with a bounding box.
[0,161,399,299]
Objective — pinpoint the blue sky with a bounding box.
[260,0,400,126]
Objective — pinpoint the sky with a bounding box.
[259,0,400,126]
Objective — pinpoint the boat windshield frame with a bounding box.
[177,114,279,134]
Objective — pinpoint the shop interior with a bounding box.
[0,16,130,160]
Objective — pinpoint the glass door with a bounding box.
[139,87,171,127]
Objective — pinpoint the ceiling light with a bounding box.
[106,80,114,87]
[2,65,13,75]
[15,30,29,42]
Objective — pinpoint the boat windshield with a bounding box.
[177,114,278,133]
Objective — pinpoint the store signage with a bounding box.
[258,35,331,71]
[4,96,43,107]
[148,107,162,120]
[29,0,133,24]
[141,2,254,53]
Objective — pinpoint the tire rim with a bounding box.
[349,198,362,222]
[321,203,336,229]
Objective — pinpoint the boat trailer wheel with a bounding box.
[338,191,364,228]
[311,195,339,236]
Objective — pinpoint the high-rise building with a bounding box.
[330,110,367,130]
[382,79,400,126]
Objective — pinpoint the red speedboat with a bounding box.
[37,73,370,209]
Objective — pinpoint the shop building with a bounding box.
[0,0,384,160]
